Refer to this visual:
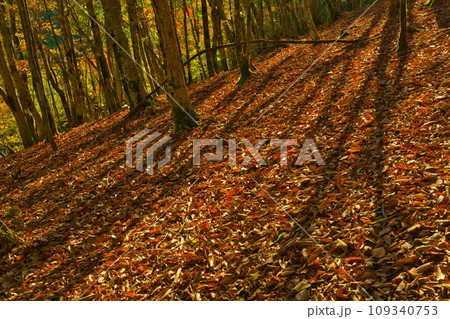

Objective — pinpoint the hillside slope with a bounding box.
[0,1,449,300]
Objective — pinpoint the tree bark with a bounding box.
[235,0,252,85]
[86,0,120,113]
[42,0,74,128]
[152,0,198,130]
[201,0,216,77]
[302,0,320,41]
[324,0,341,21]
[182,0,193,83]
[56,0,87,124]
[0,44,36,147]
[126,0,146,86]
[264,0,277,39]
[187,2,207,79]
[16,0,58,150]
[396,0,407,52]
[307,0,319,25]
[251,0,265,45]
[138,14,166,86]
[100,0,148,110]
[0,4,44,141]
[35,32,69,133]
[209,0,228,72]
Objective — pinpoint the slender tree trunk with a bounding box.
[187,4,207,79]
[86,0,121,113]
[201,0,216,77]
[0,5,44,140]
[56,0,87,124]
[138,16,166,86]
[264,0,277,39]
[126,0,146,85]
[235,0,252,84]
[251,1,265,43]
[0,45,36,147]
[152,0,198,130]
[302,0,320,41]
[100,0,148,110]
[275,0,292,38]
[35,33,69,132]
[217,0,229,71]
[16,0,57,150]
[210,0,228,72]
[182,0,193,84]
[135,21,155,92]
[42,0,74,128]
[9,8,28,85]
[9,10,24,61]
[324,0,341,22]
[223,20,238,67]
[396,0,407,52]
[47,76,63,133]
[289,0,302,36]
[307,0,319,25]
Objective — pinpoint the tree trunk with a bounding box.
[396,0,407,52]
[302,0,320,41]
[56,0,87,124]
[100,0,148,110]
[187,3,207,79]
[35,32,70,133]
[16,0,58,150]
[275,0,294,38]
[126,0,146,86]
[324,0,340,21]
[201,0,216,77]
[251,0,265,47]
[42,0,74,128]
[182,0,193,83]
[223,20,238,67]
[235,0,252,85]
[138,15,166,86]
[152,0,198,130]
[210,0,229,72]
[0,45,36,147]
[264,0,279,39]
[86,0,120,113]
[0,4,44,141]
[307,0,319,25]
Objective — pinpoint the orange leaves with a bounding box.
[104,252,113,259]
[114,247,127,254]
[359,218,372,225]
[149,226,163,235]
[125,292,136,298]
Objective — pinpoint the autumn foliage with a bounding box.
[0,1,449,300]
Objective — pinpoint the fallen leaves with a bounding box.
[372,247,386,259]
[0,1,449,301]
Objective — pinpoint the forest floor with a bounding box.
[0,1,449,300]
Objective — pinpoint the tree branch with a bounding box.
[184,38,362,67]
